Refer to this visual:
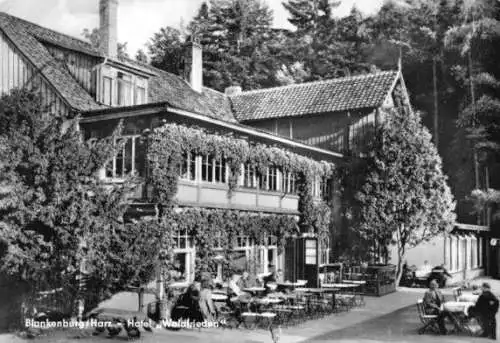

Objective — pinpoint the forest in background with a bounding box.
[136,0,500,228]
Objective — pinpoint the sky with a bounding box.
[0,0,384,55]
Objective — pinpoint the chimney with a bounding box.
[224,85,242,96]
[183,42,203,93]
[99,0,118,58]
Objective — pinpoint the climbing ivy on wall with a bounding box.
[145,123,334,276]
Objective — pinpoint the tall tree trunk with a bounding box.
[432,57,439,149]
[469,49,481,225]
[395,224,405,287]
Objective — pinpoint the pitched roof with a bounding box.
[0,11,397,125]
[0,12,105,112]
[119,58,236,122]
[230,71,399,121]
[0,12,236,121]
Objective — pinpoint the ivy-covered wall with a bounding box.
[145,123,337,274]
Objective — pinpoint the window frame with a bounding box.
[200,155,227,184]
[172,228,195,283]
[102,76,113,106]
[105,135,142,180]
[179,153,197,181]
[305,239,317,265]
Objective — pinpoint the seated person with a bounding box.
[228,273,251,299]
[263,269,282,294]
[198,277,216,321]
[471,285,482,295]
[237,271,257,289]
[171,283,204,323]
[228,273,243,297]
[423,279,451,335]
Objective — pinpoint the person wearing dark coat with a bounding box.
[171,283,204,324]
[474,282,499,340]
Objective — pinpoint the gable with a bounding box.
[0,12,104,112]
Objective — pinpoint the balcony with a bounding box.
[174,180,299,214]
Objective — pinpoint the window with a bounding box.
[105,135,144,179]
[320,178,331,201]
[312,177,322,198]
[305,239,317,265]
[471,236,478,269]
[260,167,279,191]
[215,236,254,280]
[172,229,194,282]
[214,158,226,183]
[268,167,279,191]
[173,229,192,250]
[459,237,466,270]
[479,237,483,267]
[201,155,226,183]
[180,153,196,181]
[319,234,329,265]
[242,164,257,189]
[103,76,112,105]
[135,86,146,105]
[449,236,456,272]
[281,172,297,194]
[117,73,132,106]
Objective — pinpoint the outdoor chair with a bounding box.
[452,287,463,301]
[271,304,293,327]
[416,299,440,335]
[335,294,355,312]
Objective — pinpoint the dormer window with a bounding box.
[135,86,146,105]
[117,72,132,106]
[99,65,148,107]
[103,77,113,106]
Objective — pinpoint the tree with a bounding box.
[282,0,374,80]
[135,49,148,63]
[0,88,167,319]
[444,0,500,225]
[81,28,129,58]
[353,108,455,285]
[148,26,185,75]
[184,0,284,90]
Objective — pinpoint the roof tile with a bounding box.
[230,71,398,121]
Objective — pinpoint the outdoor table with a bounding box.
[458,293,479,303]
[277,282,302,292]
[441,301,476,334]
[442,301,475,316]
[344,280,367,285]
[302,288,326,295]
[322,283,359,289]
[212,293,228,302]
[256,297,284,306]
[243,287,266,296]
[169,281,189,288]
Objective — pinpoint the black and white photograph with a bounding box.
[0,0,499,342]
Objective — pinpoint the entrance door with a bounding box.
[284,238,296,282]
[303,239,319,287]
